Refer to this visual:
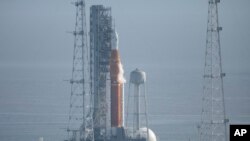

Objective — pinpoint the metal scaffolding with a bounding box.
[200,0,228,141]
[90,5,112,141]
[67,0,94,141]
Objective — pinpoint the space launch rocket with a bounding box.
[110,31,125,128]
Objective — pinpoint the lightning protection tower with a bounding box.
[200,0,228,141]
[67,0,94,141]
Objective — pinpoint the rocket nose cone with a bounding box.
[112,30,119,50]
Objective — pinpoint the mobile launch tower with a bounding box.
[199,0,229,141]
[90,5,112,141]
[66,1,156,141]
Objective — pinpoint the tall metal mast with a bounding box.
[67,0,94,141]
[200,0,228,141]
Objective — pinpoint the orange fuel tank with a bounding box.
[110,49,123,127]
[110,30,125,127]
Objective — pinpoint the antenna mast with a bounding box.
[200,0,228,141]
[67,0,94,141]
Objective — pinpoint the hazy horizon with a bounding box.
[0,0,250,141]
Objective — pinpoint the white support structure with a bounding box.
[127,69,149,139]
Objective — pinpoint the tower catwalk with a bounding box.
[67,0,94,141]
[90,5,112,141]
[200,0,228,141]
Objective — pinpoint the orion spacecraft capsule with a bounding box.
[110,31,125,128]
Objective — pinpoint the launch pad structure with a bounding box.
[65,0,231,141]
[67,0,94,141]
[66,1,156,141]
[90,5,112,141]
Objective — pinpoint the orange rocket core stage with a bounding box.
[110,49,124,127]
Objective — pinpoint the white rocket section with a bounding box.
[111,30,119,50]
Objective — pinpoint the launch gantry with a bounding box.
[90,5,113,141]
[66,1,157,141]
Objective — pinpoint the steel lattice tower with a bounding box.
[200,0,228,141]
[67,0,94,141]
[90,5,112,140]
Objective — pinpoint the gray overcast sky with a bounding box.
[0,0,249,73]
[0,1,249,141]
